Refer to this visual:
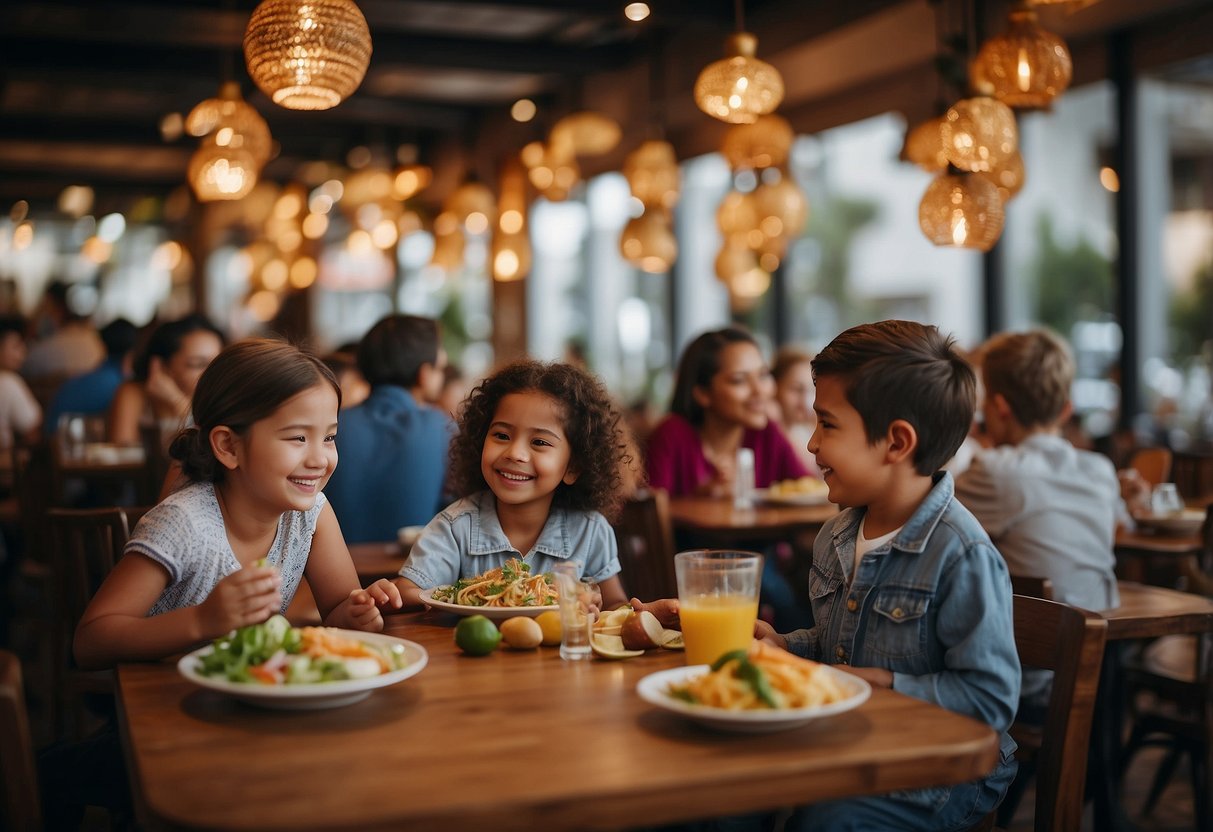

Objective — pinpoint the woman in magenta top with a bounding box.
[647,326,809,497]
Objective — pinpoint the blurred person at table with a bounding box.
[0,315,41,460]
[321,343,370,410]
[393,360,633,611]
[21,279,104,380]
[45,317,138,436]
[107,313,225,448]
[324,314,453,543]
[646,326,808,497]
[437,362,471,420]
[954,329,1121,617]
[770,345,821,477]
[746,320,1019,832]
[75,339,402,671]
[645,326,811,630]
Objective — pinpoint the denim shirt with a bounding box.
[785,472,1020,762]
[399,491,621,588]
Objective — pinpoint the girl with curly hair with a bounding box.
[75,339,402,669]
[395,360,634,610]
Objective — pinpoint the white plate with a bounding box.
[177,631,428,710]
[419,587,559,620]
[1135,508,1205,536]
[754,488,830,507]
[636,663,870,733]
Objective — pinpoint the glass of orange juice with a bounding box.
[674,550,763,666]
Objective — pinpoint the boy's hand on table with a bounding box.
[753,619,788,651]
[837,665,894,688]
[629,597,680,629]
[365,578,403,611]
[328,589,386,632]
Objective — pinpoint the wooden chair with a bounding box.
[1173,451,1213,505]
[47,506,133,739]
[1009,574,1054,601]
[612,488,678,601]
[1129,447,1173,488]
[997,596,1108,832]
[0,649,41,832]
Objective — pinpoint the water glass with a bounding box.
[674,550,763,667]
[553,562,599,661]
[1151,483,1184,516]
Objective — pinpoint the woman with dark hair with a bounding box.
[647,327,808,497]
[107,314,225,446]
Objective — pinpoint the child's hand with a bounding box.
[144,357,189,415]
[365,578,403,611]
[327,588,385,632]
[630,597,680,630]
[198,564,281,637]
[837,665,894,688]
[753,619,787,650]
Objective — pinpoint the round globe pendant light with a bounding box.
[244,0,372,111]
[941,96,1018,173]
[918,171,1004,252]
[970,7,1072,110]
[189,143,258,201]
[694,32,784,124]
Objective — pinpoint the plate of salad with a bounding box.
[177,615,428,709]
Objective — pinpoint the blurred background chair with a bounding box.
[1173,451,1213,506]
[0,649,41,832]
[1130,447,1174,489]
[1009,574,1054,601]
[47,506,134,739]
[612,488,677,601]
[995,596,1108,831]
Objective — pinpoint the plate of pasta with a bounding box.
[419,558,559,620]
[636,642,870,733]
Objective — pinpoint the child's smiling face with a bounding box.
[481,391,577,511]
[809,375,890,508]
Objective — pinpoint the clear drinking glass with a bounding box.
[553,562,599,661]
[1151,483,1184,516]
[674,549,763,666]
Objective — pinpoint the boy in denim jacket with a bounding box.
[758,320,1020,832]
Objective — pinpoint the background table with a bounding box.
[118,611,999,832]
[668,495,837,545]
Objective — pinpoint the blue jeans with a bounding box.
[786,753,1017,832]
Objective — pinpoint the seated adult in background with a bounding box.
[21,280,104,380]
[322,344,370,410]
[955,328,1120,611]
[647,326,808,496]
[45,318,138,436]
[0,315,41,457]
[770,346,821,477]
[646,326,811,630]
[107,314,225,447]
[324,315,454,543]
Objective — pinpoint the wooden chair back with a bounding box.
[1009,574,1054,601]
[11,443,54,565]
[1011,595,1108,832]
[612,488,678,601]
[1129,447,1173,488]
[0,650,41,832]
[1173,451,1213,504]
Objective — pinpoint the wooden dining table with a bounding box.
[667,495,837,545]
[1113,523,1211,594]
[117,610,1001,832]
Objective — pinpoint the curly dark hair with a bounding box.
[448,360,635,521]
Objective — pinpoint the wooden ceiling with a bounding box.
[1,0,1209,216]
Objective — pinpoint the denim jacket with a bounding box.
[399,491,621,588]
[785,472,1020,765]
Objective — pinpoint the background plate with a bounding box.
[754,488,830,507]
[636,663,870,733]
[419,587,558,620]
[1134,509,1205,536]
[177,631,428,710]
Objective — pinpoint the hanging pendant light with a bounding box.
[941,96,1018,172]
[549,111,622,158]
[970,6,1072,110]
[694,32,784,124]
[918,171,1004,252]
[900,116,949,172]
[244,0,372,111]
[620,209,677,274]
[720,114,794,170]
[976,150,1026,202]
[189,143,258,201]
[623,140,681,211]
[752,171,808,241]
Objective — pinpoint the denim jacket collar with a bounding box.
[831,471,954,557]
[466,491,573,560]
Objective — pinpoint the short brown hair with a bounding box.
[812,320,975,475]
[980,329,1074,429]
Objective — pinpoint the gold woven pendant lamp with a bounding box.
[695,31,784,124]
[918,171,1004,252]
[970,6,1072,110]
[901,115,950,172]
[620,209,678,274]
[189,143,259,201]
[244,0,372,111]
[941,96,1018,172]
